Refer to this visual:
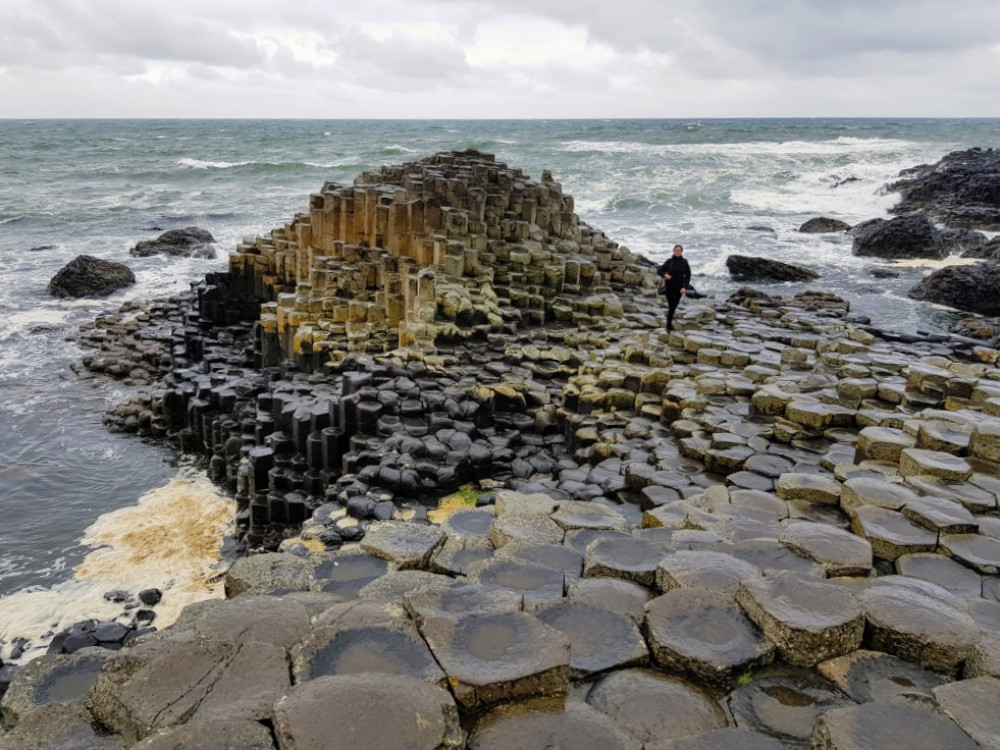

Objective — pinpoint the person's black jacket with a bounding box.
[656,256,691,289]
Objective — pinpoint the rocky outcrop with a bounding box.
[130,227,217,259]
[798,217,851,233]
[961,236,1000,260]
[889,147,1000,229]
[851,214,951,259]
[725,255,819,282]
[908,262,1000,315]
[48,255,135,298]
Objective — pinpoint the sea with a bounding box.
[1,118,998,660]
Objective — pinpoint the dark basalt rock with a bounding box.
[130,227,216,258]
[961,236,1000,259]
[725,255,819,283]
[907,262,1000,315]
[889,147,1000,230]
[851,214,948,259]
[799,217,851,233]
[48,255,135,298]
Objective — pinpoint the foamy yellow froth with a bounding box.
[888,256,982,269]
[0,473,235,662]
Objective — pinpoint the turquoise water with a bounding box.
[0,118,997,642]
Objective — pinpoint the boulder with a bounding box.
[889,146,1000,230]
[130,227,216,258]
[799,217,851,233]
[48,255,135,298]
[725,255,819,283]
[908,262,1000,315]
[851,214,947,259]
[962,236,1000,259]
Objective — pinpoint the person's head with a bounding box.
[673,244,683,256]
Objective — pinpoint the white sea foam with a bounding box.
[560,136,924,157]
[0,472,235,663]
[177,158,256,169]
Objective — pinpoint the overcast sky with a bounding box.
[2,0,999,118]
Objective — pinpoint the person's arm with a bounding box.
[683,260,691,288]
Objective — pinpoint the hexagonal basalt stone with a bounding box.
[858,576,978,675]
[1,650,109,726]
[939,533,1000,574]
[730,538,827,578]
[726,668,853,747]
[551,500,630,531]
[855,426,915,462]
[534,600,648,679]
[657,550,762,596]
[851,506,938,561]
[817,650,947,703]
[468,700,642,750]
[130,718,274,750]
[728,489,789,520]
[736,574,864,666]
[917,421,971,454]
[419,611,570,711]
[272,674,464,750]
[895,553,982,597]
[810,701,979,750]
[971,421,1000,462]
[775,472,841,505]
[489,513,565,548]
[744,454,794,479]
[360,521,445,569]
[312,549,389,598]
[644,589,774,689]
[932,676,1000,748]
[290,619,445,686]
[839,476,917,514]
[359,570,454,602]
[441,508,495,539]
[646,728,787,750]
[583,536,667,587]
[0,704,126,750]
[493,490,558,517]
[902,496,978,534]
[466,558,566,605]
[566,577,652,622]
[586,669,727,745]
[495,541,583,584]
[779,522,873,577]
[428,536,495,576]
[907,474,997,513]
[225,551,315,597]
[403,582,523,625]
[785,400,835,430]
[899,448,972,481]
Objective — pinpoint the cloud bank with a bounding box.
[1,0,998,117]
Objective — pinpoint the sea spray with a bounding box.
[0,471,234,663]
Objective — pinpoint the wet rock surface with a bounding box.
[38,148,1000,748]
[908,261,1000,315]
[889,146,1000,229]
[725,255,820,283]
[130,227,217,258]
[48,254,136,298]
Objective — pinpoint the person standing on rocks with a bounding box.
[657,244,691,332]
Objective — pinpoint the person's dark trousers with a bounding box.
[665,287,683,331]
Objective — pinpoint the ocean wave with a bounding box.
[0,215,24,225]
[560,137,921,157]
[177,158,256,169]
[380,144,418,155]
